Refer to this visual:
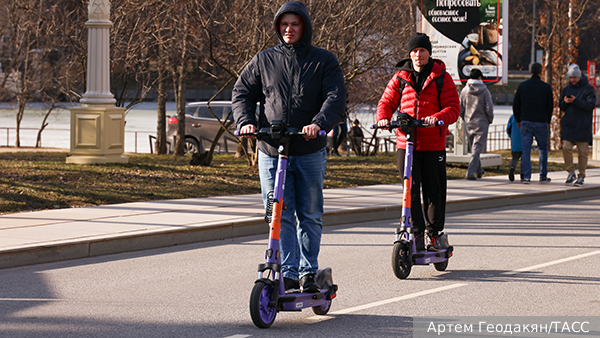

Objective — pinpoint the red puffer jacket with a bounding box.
[376,58,459,151]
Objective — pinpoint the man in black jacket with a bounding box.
[559,64,597,187]
[233,1,346,293]
[513,62,554,184]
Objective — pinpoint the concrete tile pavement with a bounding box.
[1,166,600,269]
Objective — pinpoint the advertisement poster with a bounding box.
[419,0,507,84]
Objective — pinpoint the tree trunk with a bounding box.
[156,65,168,155]
[174,69,186,156]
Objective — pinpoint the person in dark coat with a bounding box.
[559,64,597,187]
[512,62,554,184]
[506,114,523,182]
[232,1,346,293]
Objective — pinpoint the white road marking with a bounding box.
[307,283,467,321]
[0,298,61,302]
[502,250,600,275]
[223,335,251,338]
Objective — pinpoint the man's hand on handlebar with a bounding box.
[377,119,390,128]
[302,123,321,141]
[240,124,257,138]
[423,116,439,127]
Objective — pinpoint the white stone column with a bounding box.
[67,0,128,164]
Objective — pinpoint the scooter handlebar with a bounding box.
[370,120,444,130]
[234,128,327,138]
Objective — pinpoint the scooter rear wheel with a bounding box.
[392,241,412,279]
[249,281,277,328]
[312,272,333,315]
[434,259,448,271]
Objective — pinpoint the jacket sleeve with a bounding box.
[435,71,460,125]
[459,89,466,120]
[232,55,263,130]
[506,117,512,135]
[484,89,494,125]
[312,54,347,132]
[573,85,597,111]
[558,88,568,112]
[376,73,402,122]
[545,85,554,123]
[513,86,521,122]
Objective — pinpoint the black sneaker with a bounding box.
[565,172,576,185]
[539,177,551,183]
[509,166,515,182]
[414,232,425,252]
[299,274,319,293]
[574,176,584,187]
[477,170,485,179]
[425,231,441,252]
[284,277,299,292]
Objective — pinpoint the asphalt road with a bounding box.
[1,197,599,338]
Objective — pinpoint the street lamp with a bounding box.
[66,0,128,164]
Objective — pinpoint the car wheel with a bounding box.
[184,137,201,155]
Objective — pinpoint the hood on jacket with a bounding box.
[571,75,590,88]
[274,1,313,49]
[465,79,487,95]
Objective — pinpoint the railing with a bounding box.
[0,127,156,154]
[2,124,514,156]
[349,124,512,156]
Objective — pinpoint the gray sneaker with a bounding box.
[565,172,576,185]
[574,176,584,187]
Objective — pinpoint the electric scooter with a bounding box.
[371,114,453,279]
[235,121,338,328]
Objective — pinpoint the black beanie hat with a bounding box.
[407,33,432,55]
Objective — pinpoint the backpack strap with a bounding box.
[436,69,445,109]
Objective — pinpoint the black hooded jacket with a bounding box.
[559,76,597,142]
[232,1,347,157]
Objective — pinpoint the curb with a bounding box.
[1,185,600,270]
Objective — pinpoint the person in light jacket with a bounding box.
[460,68,494,180]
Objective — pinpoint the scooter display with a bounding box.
[371,115,453,279]
[235,121,338,328]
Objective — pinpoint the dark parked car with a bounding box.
[167,101,238,155]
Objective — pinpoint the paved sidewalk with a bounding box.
[1,167,600,269]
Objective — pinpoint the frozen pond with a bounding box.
[0,102,514,153]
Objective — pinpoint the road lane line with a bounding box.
[223,335,251,338]
[307,283,467,321]
[502,250,600,275]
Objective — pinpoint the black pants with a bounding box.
[397,149,447,235]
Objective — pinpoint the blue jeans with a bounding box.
[258,148,326,280]
[520,121,549,180]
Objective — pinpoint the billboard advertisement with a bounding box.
[418,0,508,84]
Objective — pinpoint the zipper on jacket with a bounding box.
[287,46,296,125]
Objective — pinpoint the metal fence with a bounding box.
[2,124,513,156]
[0,127,155,154]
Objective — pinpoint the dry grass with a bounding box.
[0,150,570,214]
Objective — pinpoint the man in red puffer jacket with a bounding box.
[376,33,459,252]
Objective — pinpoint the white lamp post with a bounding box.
[66,0,128,164]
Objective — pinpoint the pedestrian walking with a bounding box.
[559,64,597,187]
[460,68,494,180]
[376,33,460,251]
[506,114,523,182]
[232,1,346,293]
[512,62,554,184]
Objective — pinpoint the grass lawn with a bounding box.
[0,150,570,214]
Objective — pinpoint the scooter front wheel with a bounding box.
[249,281,277,328]
[392,241,412,279]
